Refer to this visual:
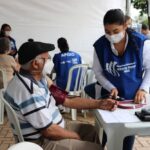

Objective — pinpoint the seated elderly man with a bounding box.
[4,41,117,150]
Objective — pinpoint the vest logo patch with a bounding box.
[105,61,136,77]
[60,58,78,65]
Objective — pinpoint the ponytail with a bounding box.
[126,28,144,77]
[126,28,139,52]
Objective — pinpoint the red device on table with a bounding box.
[118,100,145,109]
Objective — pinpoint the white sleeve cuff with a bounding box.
[139,85,149,93]
[102,81,116,92]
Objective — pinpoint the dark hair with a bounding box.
[0,37,10,54]
[28,38,34,42]
[103,9,125,25]
[124,15,131,22]
[126,28,143,77]
[0,24,11,37]
[57,37,69,52]
[1,24,11,31]
[142,24,149,30]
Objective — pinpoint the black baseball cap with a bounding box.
[18,41,55,65]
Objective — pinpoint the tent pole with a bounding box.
[126,0,131,16]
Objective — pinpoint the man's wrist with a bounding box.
[98,99,107,109]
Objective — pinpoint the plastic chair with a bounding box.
[0,68,7,124]
[0,90,24,142]
[8,141,43,150]
[66,64,88,120]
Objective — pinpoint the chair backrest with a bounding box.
[0,90,24,142]
[0,68,7,124]
[86,68,96,85]
[0,68,7,90]
[66,64,88,95]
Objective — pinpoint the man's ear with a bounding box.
[32,60,39,69]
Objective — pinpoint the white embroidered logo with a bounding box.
[105,61,136,77]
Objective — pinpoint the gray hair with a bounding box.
[21,54,43,70]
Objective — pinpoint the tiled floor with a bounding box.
[0,112,150,150]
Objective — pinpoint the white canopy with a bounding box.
[0,0,126,65]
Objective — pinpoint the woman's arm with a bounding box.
[93,50,116,92]
[135,40,150,103]
[140,40,150,92]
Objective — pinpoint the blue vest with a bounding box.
[53,51,82,90]
[94,31,146,99]
[9,36,17,57]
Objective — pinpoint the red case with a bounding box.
[49,84,68,105]
[118,100,144,109]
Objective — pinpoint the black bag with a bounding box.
[135,108,150,121]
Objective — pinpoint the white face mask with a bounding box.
[5,31,11,36]
[105,31,125,43]
[127,24,132,28]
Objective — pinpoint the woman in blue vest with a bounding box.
[0,24,17,58]
[93,9,150,150]
[53,37,82,90]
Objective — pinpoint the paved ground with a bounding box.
[0,112,150,150]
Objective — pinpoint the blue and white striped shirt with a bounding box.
[4,73,64,140]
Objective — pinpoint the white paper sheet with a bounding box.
[97,109,140,123]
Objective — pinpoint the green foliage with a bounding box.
[141,14,149,24]
[131,0,148,16]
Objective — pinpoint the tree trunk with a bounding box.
[148,16,150,29]
[148,0,150,29]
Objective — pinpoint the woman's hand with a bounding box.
[99,99,118,111]
[110,88,118,99]
[134,89,147,104]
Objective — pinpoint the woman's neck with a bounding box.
[114,33,126,56]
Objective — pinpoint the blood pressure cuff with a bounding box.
[49,84,68,105]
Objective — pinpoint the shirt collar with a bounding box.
[19,68,47,87]
[19,68,38,85]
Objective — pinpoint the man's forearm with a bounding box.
[41,124,80,140]
[93,51,115,92]
[63,97,101,109]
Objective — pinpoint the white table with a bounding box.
[94,108,150,150]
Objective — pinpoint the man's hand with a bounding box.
[71,132,81,140]
[134,89,147,104]
[110,88,118,99]
[98,99,118,111]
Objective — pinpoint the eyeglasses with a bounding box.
[36,55,51,62]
